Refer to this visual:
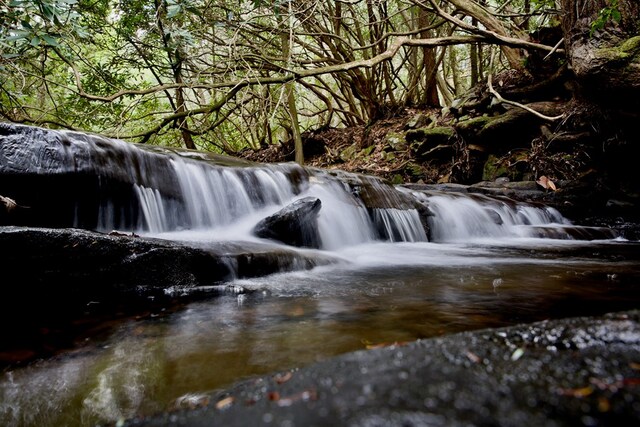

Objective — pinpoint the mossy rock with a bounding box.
[404,113,432,130]
[482,152,531,182]
[385,132,407,151]
[483,154,509,181]
[455,116,494,138]
[407,127,455,158]
[340,144,359,162]
[406,126,455,143]
[596,35,640,64]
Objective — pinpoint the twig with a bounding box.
[543,39,564,60]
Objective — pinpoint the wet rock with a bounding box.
[253,197,323,248]
[0,123,256,229]
[404,113,431,130]
[124,310,640,427]
[407,126,455,159]
[522,225,619,240]
[384,132,407,151]
[0,225,336,306]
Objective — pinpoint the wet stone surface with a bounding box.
[124,310,640,427]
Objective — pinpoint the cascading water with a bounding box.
[4,127,427,249]
[133,157,299,233]
[0,122,616,248]
[401,188,616,242]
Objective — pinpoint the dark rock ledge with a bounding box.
[0,225,339,366]
[0,225,337,315]
[124,310,640,427]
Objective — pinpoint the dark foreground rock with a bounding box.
[124,310,640,427]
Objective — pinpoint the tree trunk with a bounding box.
[280,9,304,165]
[419,10,440,107]
[174,63,196,150]
[447,0,525,70]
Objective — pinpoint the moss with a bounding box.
[455,116,494,135]
[384,132,407,151]
[406,126,455,143]
[407,126,456,159]
[596,35,640,62]
[391,174,404,185]
[620,36,640,53]
[482,155,509,181]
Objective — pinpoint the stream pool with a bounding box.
[1,237,639,427]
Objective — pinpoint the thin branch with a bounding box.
[543,38,564,60]
[53,32,558,104]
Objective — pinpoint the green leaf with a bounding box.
[167,4,181,19]
[41,4,55,21]
[611,9,622,23]
[6,30,32,41]
[30,36,41,46]
[41,34,59,47]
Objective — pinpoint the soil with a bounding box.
[238,107,446,184]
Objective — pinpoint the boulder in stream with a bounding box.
[252,197,322,248]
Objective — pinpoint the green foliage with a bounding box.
[0,0,87,55]
[0,0,582,156]
[530,0,556,7]
[590,0,622,36]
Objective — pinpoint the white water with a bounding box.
[52,130,609,249]
[104,149,430,249]
[405,189,571,242]
[126,156,589,249]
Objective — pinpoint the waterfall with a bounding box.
[403,189,576,242]
[3,123,613,249]
[129,160,429,250]
[20,129,428,250]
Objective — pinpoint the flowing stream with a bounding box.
[1,127,639,427]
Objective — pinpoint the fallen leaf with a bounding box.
[0,195,17,212]
[510,347,525,361]
[465,351,481,363]
[268,391,280,401]
[536,175,557,191]
[547,179,557,191]
[275,371,293,384]
[623,378,640,386]
[173,393,210,410]
[598,397,610,412]
[275,389,318,407]
[558,386,593,397]
[365,341,408,350]
[215,396,234,410]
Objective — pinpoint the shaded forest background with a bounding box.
[1,0,639,190]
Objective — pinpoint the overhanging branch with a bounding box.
[58,34,559,104]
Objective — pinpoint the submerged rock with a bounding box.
[124,310,640,427]
[252,197,322,248]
